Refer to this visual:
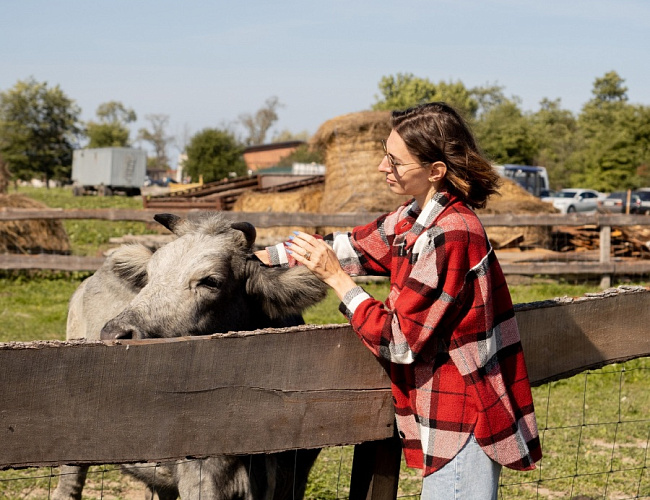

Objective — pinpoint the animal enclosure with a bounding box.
[0,287,648,499]
[1,205,649,498]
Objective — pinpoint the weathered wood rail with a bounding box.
[2,209,650,284]
[1,287,649,500]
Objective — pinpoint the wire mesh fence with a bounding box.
[0,358,646,500]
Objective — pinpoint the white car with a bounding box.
[542,188,604,214]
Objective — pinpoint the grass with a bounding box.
[0,186,648,498]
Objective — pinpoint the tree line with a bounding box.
[1,71,649,193]
[372,71,650,192]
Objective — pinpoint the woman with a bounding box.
[259,102,541,499]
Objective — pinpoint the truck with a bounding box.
[71,147,147,196]
[494,164,550,197]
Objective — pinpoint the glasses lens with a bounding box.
[381,140,394,168]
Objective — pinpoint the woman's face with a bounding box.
[378,130,435,205]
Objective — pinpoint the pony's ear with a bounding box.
[154,213,182,234]
[107,244,153,291]
[244,260,328,319]
[231,222,256,249]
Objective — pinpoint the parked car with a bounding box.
[633,190,650,214]
[543,188,604,214]
[598,191,642,214]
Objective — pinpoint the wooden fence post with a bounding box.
[349,429,402,500]
[600,224,612,288]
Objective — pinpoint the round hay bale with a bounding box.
[312,111,405,212]
[311,110,409,234]
[478,178,558,248]
[231,186,323,247]
[0,194,71,254]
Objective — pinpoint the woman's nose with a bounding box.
[378,155,391,173]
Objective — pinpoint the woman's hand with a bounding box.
[287,231,358,300]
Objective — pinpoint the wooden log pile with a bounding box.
[551,225,650,258]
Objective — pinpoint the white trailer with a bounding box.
[72,148,147,196]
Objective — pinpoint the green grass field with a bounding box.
[0,186,648,499]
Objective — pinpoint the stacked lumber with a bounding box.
[142,175,324,211]
[551,225,650,258]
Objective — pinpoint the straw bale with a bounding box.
[312,110,408,233]
[231,186,323,247]
[0,194,70,254]
[478,178,558,248]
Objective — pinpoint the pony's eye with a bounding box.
[198,276,223,290]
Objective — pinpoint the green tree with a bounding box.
[276,144,324,167]
[0,78,81,185]
[138,114,174,171]
[529,98,579,189]
[372,73,479,119]
[184,128,247,183]
[239,96,283,146]
[567,71,648,191]
[473,99,538,165]
[85,101,137,148]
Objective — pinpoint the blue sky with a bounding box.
[2,0,649,162]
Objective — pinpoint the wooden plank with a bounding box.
[0,325,395,468]
[0,254,105,271]
[5,252,650,275]
[0,290,648,468]
[3,207,650,228]
[516,287,650,385]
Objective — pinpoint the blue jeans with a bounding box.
[420,434,501,500]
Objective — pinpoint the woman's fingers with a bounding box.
[287,231,318,260]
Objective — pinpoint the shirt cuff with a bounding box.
[338,286,372,320]
[267,243,290,267]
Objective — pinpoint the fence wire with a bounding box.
[0,359,646,500]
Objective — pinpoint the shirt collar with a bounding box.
[410,191,452,235]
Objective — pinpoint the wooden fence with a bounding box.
[1,287,649,500]
[2,208,650,286]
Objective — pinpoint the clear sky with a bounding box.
[2,0,649,163]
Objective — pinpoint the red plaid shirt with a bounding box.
[267,192,542,476]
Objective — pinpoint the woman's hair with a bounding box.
[390,102,500,209]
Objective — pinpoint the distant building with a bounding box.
[243,141,304,172]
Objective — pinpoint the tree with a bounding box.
[239,96,283,146]
[566,72,648,191]
[184,128,247,183]
[0,78,81,185]
[138,114,174,171]
[372,73,480,119]
[592,70,628,103]
[276,144,324,167]
[529,99,579,189]
[85,101,137,148]
[473,99,538,165]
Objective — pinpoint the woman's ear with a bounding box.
[428,161,447,183]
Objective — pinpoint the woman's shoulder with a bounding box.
[434,199,484,233]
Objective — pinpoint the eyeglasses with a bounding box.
[381,140,425,172]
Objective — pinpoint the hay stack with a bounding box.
[311,110,404,217]
[478,178,558,248]
[0,194,71,254]
[231,186,323,247]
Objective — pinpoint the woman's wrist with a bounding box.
[325,270,359,301]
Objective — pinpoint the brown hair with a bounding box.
[390,102,500,209]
